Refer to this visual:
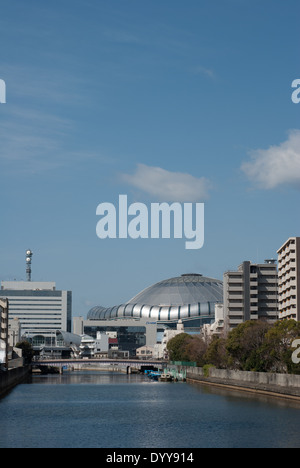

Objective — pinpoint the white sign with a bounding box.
[96,195,205,250]
[291,79,300,104]
[292,339,300,364]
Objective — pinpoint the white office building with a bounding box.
[0,281,72,339]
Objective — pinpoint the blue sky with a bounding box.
[0,0,299,318]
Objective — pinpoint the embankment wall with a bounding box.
[0,366,30,398]
[186,367,300,399]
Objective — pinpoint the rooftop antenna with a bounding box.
[26,249,33,281]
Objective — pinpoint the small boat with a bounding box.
[159,373,173,382]
[148,371,161,381]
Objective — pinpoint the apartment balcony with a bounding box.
[228,303,244,309]
[227,286,244,292]
[227,293,243,300]
[229,318,244,325]
[282,298,297,307]
[258,278,278,284]
[226,277,243,283]
[1,311,8,320]
[228,310,244,316]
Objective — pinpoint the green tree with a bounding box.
[184,336,207,366]
[226,320,272,371]
[167,333,193,362]
[259,320,300,374]
[205,336,229,369]
[16,340,34,365]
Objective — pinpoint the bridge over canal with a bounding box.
[32,359,168,374]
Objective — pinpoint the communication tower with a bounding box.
[26,250,33,281]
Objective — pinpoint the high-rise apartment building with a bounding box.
[0,281,72,339]
[277,237,300,321]
[223,260,278,329]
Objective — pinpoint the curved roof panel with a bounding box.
[87,274,223,322]
[128,274,223,306]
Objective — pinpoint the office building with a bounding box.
[277,237,300,321]
[223,260,278,329]
[0,281,72,339]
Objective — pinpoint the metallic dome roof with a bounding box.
[128,274,222,306]
[87,274,223,322]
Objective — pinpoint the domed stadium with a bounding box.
[88,274,223,328]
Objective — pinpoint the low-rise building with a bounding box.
[154,320,185,359]
[136,346,155,359]
[202,303,225,337]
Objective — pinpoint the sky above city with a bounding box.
[0,0,299,318]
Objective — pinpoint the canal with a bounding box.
[0,372,299,448]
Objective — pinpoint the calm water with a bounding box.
[0,372,300,448]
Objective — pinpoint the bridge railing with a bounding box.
[32,358,168,368]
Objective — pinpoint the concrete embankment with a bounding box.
[0,366,31,398]
[186,367,300,401]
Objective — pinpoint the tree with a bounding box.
[16,340,34,365]
[167,333,193,362]
[225,320,272,371]
[185,336,207,366]
[259,320,300,374]
[205,336,229,369]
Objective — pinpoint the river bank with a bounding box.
[0,366,31,398]
[185,366,300,401]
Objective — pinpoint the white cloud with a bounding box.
[0,64,99,174]
[195,66,216,80]
[241,130,300,189]
[121,164,211,202]
[0,106,98,174]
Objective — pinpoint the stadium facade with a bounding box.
[88,273,223,327]
[74,274,223,356]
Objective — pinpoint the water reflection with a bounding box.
[1,371,300,448]
[30,371,147,386]
[190,380,300,410]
